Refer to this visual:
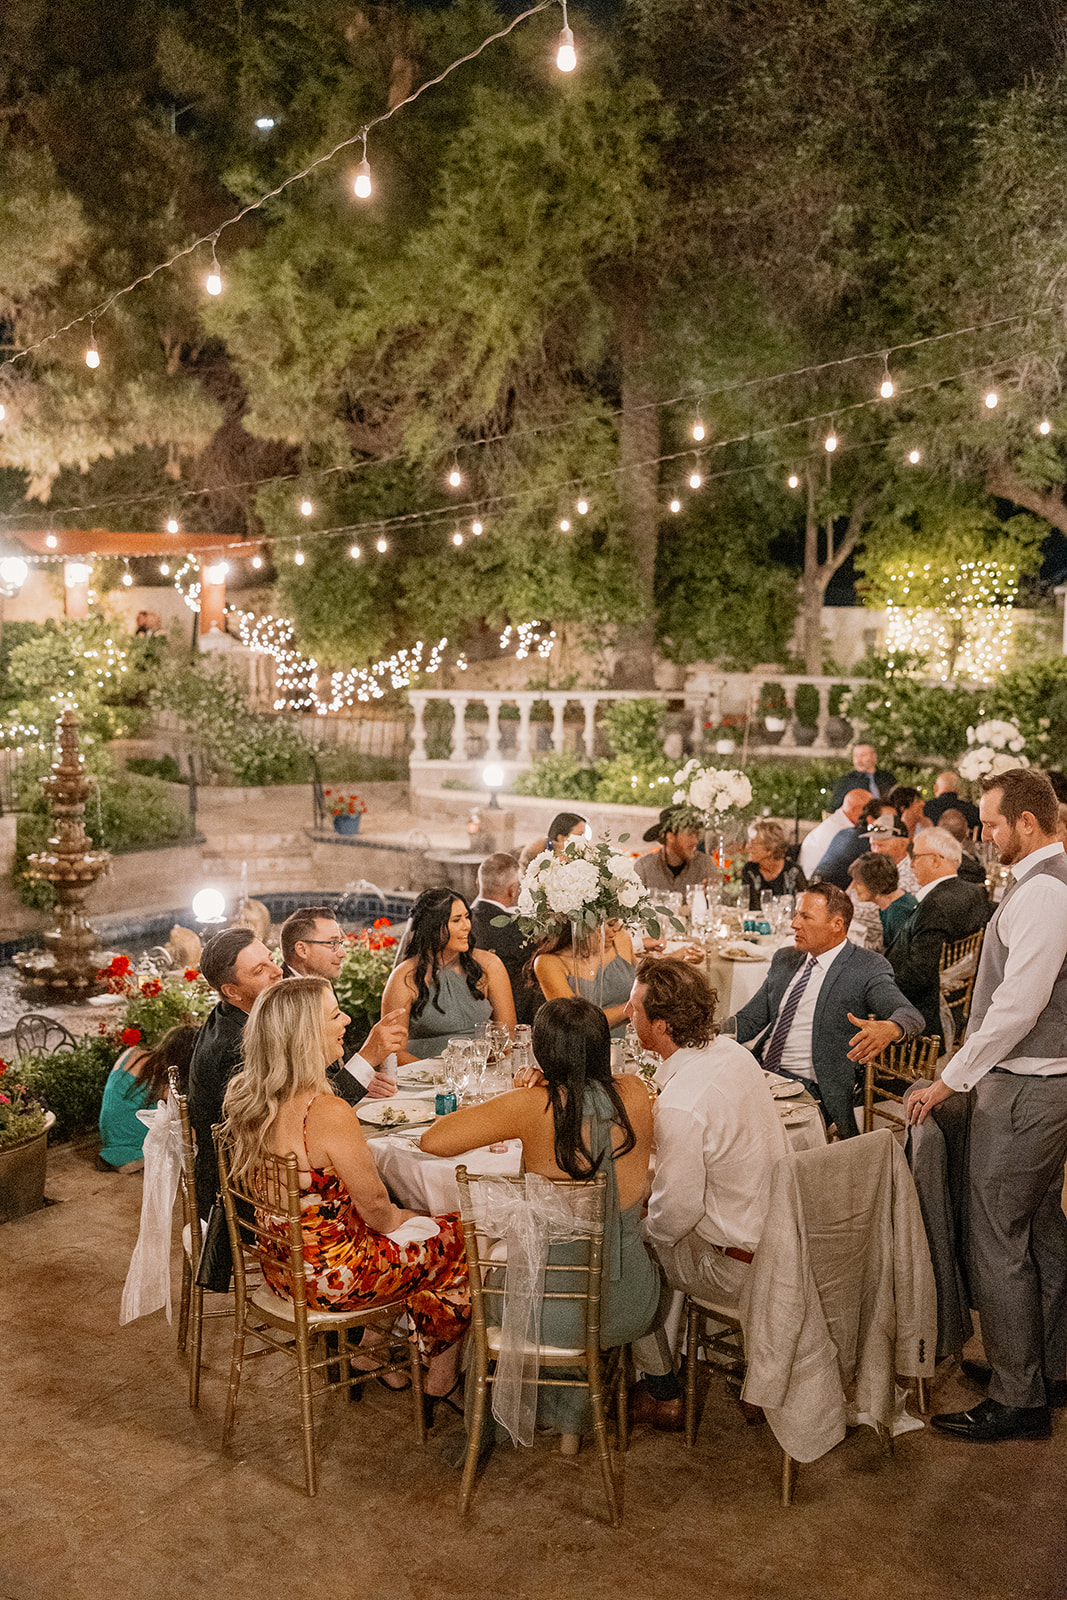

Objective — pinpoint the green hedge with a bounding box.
[20,1034,122,1141]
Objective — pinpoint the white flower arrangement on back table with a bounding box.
[957,720,1029,782]
[671,760,753,819]
[499,832,682,942]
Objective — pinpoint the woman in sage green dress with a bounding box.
[532,920,636,1039]
[421,996,660,1447]
[381,887,516,1059]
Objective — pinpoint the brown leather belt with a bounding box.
[712,1244,754,1264]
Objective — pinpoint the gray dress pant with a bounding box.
[968,1072,1067,1408]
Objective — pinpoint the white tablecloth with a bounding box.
[369,1135,523,1214]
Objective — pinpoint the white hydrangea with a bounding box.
[958,746,1030,781]
[672,789,687,804]
[970,719,1026,754]
[608,853,639,881]
[544,857,600,916]
[618,880,643,909]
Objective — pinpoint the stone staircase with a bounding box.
[198,829,319,896]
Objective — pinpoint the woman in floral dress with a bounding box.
[222,978,469,1406]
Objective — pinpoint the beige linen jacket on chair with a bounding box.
[739,1130,936,1464]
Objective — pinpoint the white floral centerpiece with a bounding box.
[957,720,1029,782]
[504,833,680,943]
[671,760,753,819]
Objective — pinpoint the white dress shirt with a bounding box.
[342,1051,376,1089]
[647,1039,790,1254]
[799,810,851,877]
[775,939,850,1079]
[941,841,1067,1092]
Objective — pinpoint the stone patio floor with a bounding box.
[2,1140,1066,1600]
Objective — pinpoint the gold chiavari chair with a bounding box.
[169,1071,233,1408]
[215,1129,425,1496]
[455,1165,629,1528]
[939,927,985,1059]
[863,1033,941,1136]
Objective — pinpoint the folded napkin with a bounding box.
[385,1216,440,1245]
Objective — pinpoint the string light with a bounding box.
[879,354,894,399]
[165,517,180,534]
[254,117,275,132]
[299,498,313,516]
[203,561,228,585]
[159,562,170,575]
[251,554,263,569]
[559,518,570,531]
[576,498,588,514]
[452,531,464,546]
[85,329,100,369]
[689,470,702,489]
[824,431,838,452]
[985,390,999,409]
[121,561,133,587]
[447,460,462,488]
[907,449,921,464]
[669,498,681,513]
[884,556,1019,680]
[294,544,305,565]
[349,544,361,559]
[376,536,388,554]
[787,473,800,489]
[353,133,372,199]
[556,1,577,71]
[691,420,706,442]
[471,520,483,536]
[1039,420,1052,435]
[205,239,223,297]
[45,533,57,549]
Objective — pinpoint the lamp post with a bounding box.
[482,762,504,811]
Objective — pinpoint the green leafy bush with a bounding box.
[20,1033,122,1141]
[125,754,182,782]
[333,928,402,1042]
[599,699,665,766]
[153,659,311,785]
[512,753,600,802]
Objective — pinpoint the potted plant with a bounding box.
[325,789,368,835]
[0,1059,55,1224]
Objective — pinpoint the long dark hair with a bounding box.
[547,811,586,846]
[404,887,485,1021]
[140,1023,200,1104]
[532,996,636,1180]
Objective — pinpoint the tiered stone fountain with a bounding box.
[13,708,112,1000]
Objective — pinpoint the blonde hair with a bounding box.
[748,819,788,857]
[222,977,334,1182]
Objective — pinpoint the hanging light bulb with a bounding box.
[692,420,706,442]
[472,520,483,536]
[1039,419,1052,435]
[452,531,464,547]
[122,564,133,587]
[448,463,462,488]
[204,562,228,586]
[576,498,588,515]
[985,390,998,409]
[299,498,313,517]
[879,355,894,399]
[556,1,577,72]
[85,339,100,369]
[353,158,372,200]
[45,533,57,549]
[166,517,180,535]
[559,518,571,532]
[206,269,222,296]
[669,498,682,513]
[159,562,170,576]
[294,541,305,565]
[251,554,263,570]
[787,474,800,489]
[349,544,361,559]
[376,537,388,554]
[688,470,702,489]
[0,403,5,421]
[824,431,838,452]
[907,449,921,464]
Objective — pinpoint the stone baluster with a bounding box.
[815,683,832,749]
[580,695,598,758]
[448,695,469,761]
[688,697,706,750]
[409,693,428,761]
[778,682,799,748]
[516,696,533,763]
[484,695,502,760]
[549,694,568,753]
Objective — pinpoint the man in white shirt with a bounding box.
[911,769,1067,1442]
[624,957,790,1430]
[280,906,400,1101]
[798,787,871,878]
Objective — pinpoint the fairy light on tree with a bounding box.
[787,473,800,489]
[669,498,681,513]
[985,390,999,409]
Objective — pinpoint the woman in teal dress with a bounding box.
[421,996,660,1446]
[97,1024,199,1172]
[533,920,636,1038]
[381,888,516,1058]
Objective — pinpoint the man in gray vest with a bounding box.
[910,768,1067,1442]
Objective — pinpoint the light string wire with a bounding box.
[0,0,558,372]
[0,336,1053,551]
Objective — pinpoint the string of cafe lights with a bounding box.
[0,0,570,375]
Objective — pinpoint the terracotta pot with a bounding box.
[0,1111,56,1224]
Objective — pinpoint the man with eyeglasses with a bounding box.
[280,906,401,1104]
[885,825,990,1042]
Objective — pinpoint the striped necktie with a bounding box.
[762,956,819,1074]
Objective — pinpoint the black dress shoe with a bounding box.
[931,1398,1051,1442]
[628,1379,684,1433]
[960,1360,1067,1407]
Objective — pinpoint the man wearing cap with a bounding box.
[869,813,920,895]
[635,806,718,896]
[830,744,897,808]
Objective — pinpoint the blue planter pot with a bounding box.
[332,813,362,835]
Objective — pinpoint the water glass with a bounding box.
[485,1022,510,1063]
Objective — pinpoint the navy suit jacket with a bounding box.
[830,768,896,809]
[731,942,924,1138]
[886,876,990,1041]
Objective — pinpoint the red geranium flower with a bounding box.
[120,1027,142,1046]
[382,935,397,947]
[184,968,200,982]
[0,1059,8,1076]
[141,978,163,997]
[112,955,131,974]
[373,916,391,928]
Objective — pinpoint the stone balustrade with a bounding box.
[407,674,867,784]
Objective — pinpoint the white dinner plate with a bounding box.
[770,1081,806,1100]
[719,943,767,962]
[358,1096,436,1130]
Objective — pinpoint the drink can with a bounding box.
[435,1091,457,1115]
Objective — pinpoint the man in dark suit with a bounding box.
[470,852,542,1025]
[731,882,923,1137]
[923,770,981,832]
[886,825,990,1042]
[830,744,896,809]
